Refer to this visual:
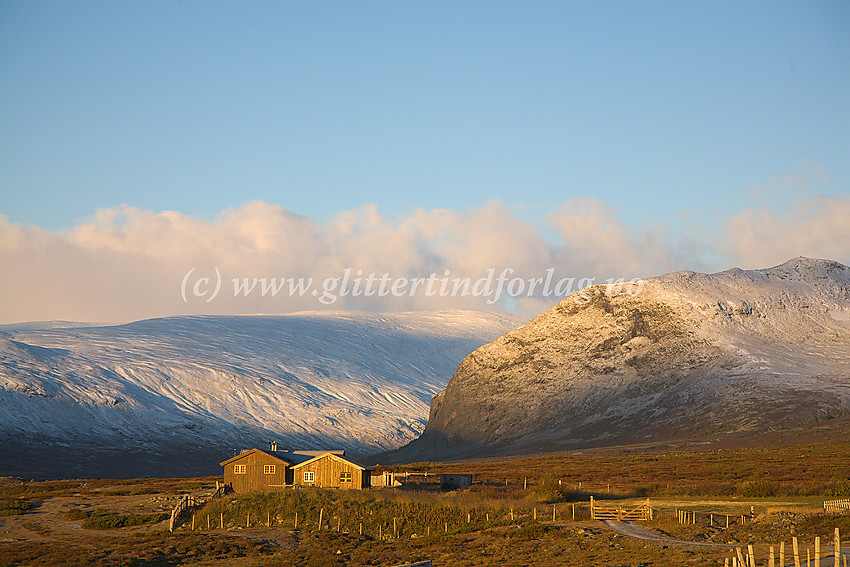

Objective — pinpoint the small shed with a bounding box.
[291,452,372,490]
[371,471,404,488]
[440,473,472,490]
[219,448,291,493]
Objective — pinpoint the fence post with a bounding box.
[770,545,775,567]
[748,544,755,567]
[815,536,820,567]
[318,508,323,531]
[780,541,785,567]
[835,528,840,567]
[221,512,223,529]
[552,505,556,522]
[793,536,800,567]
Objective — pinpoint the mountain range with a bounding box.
[0,311,525,478]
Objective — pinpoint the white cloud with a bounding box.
[1,193,848,324]
[721,194,850,269]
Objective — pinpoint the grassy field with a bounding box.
[0,442,848,566]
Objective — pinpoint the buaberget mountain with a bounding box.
[393,258,850,461]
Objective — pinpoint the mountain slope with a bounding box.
[394,258,850,461]
[0,311,525,478]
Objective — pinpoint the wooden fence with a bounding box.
[169,494,200,532]
[169,482,233,532]
[590,496,652,521]
[723,528,846,567]
[825,499,850,514]
[676,509,750,528]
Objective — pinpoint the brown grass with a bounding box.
[1,443,848,566]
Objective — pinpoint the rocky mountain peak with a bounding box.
[392,258,850,462]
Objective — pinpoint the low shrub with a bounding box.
[81,509,169,529]
[0,499,32,515]
[65,508,90,520]
[736,480,775,497]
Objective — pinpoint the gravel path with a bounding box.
[603,520,732,548]
[604,520,849,563]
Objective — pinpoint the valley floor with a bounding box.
[1,442,849,566]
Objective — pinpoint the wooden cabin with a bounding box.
[291,452,372,490]
[220,448,289,493]
[220,446,372,492]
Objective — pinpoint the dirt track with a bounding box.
[605,519,849,563]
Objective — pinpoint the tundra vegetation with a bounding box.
[0,443,848,566]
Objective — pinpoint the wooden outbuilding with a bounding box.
[440,473,472,490]
[291,452,372,490]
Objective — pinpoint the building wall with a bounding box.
[293,455,367,490]
[440,474,472,490]
[223,451,289,493]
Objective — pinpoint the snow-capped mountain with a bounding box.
[0,311,526,478]
[393,258,850,461]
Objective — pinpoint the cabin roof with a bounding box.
[219,448,351,467]
[219,448,294,467]
[275,449,345,465]
[290,451,373,471]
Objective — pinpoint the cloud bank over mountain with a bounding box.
[2,192,849,324]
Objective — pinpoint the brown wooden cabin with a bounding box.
[291,452,372,490]
[220,448,289,493]
[220,446,372,493]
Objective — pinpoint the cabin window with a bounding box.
[340,472,352,482]
[234,464,246,474]
[264,465,275,474]
[303,471,315,483]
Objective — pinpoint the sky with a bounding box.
[1,1,849,323]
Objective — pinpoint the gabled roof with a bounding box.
[219,448,295,467]
[290,451,373,471]
[275,449,345,465]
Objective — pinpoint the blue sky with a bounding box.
[1,1,848,232]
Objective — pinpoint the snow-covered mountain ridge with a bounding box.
[0,311,526,478]
[393,258,850,461]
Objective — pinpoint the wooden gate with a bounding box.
[590,496,652,521]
